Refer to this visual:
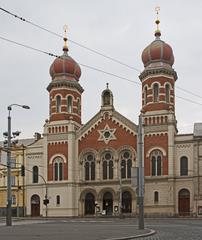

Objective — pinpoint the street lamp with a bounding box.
[5,104,30,226]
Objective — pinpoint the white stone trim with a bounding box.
[49,154,67,164]
[146,146,167,157]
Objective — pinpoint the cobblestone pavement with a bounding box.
[132,218,202,240]
[0,218,202,240]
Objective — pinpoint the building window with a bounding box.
[151,150,163,176]
[84,153,95,181]
[180,156,188,176]
[10,158,16,168]
[154,191,159,203]
[56,195,60,205]
[144,86,147,105]
[102,152,113,180]
[53,157,64,181]
[103,91,111,106]
[12,195,16,205]
[56,95,61,113]
[67,96,73,113]
[33,166,39,183]
[153,83,159,102]
[165,84,170,103]
[11,175,15,186]
[120,151,132,179]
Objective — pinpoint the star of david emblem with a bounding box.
[98,124,116,144]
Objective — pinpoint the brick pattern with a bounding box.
[49,88,81,124]
[48,142,68,181]
[144,134,168,176]
[79,117,137,154]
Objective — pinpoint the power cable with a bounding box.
[0,7,202,100]
[0,35,140,85]
[0,7,140,73]
[0,34,202,107]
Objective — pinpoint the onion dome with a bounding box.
[49,26,81,81]
[141,8,174,68]
[49,53,81,81]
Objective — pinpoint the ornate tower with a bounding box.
[139,8,177,177]
[44,27,84,189]
[47,26,83,124]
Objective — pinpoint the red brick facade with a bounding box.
[48,142,68,181]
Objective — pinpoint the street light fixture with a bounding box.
[5,104,30,226]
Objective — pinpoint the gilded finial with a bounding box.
[106,83,109,89]
[155,6,161,38]
[63,24,68,52]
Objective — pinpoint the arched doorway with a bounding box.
[178,189,190,216]
[122,191,132,213]
[103,192,113,215]
[31,194,40,217]
[85,193,95,215]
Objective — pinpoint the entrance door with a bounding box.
[122,191,132,213]
[178,189,190,216]
[85,193,95,215]
[103,192,113,215]
[31,194,40,217]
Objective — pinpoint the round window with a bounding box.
[105,152,111,160]
[104,131,110,138]
[87,154,93,161]
[123,151,130,159]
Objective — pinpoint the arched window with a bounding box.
[180,156,188,176]
[56,95,61,113]
[33,166,39,183]
[153,83,159,102]
[102,152,114,180]
[120,151,132,179]
[121,160,126,179]
[84,153,95,181]
[53,157,64,181]
[103,91,110,105]
[67,96,73,113]
[56,195,60,205]
[154,191,159,203]
[144,86,147,105]
[165,84,170,103]
[151,150,163,176]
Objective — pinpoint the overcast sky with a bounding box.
[0,0,202,140]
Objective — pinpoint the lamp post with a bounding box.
[6,104,30,226]
[137,113,144,230]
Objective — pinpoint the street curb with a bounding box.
[103,229,156,240]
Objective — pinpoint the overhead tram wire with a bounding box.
[0,35,140,86]
[1,7,202,100]
[0,7,140,73]
[0,34,202,108]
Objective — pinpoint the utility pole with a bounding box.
[6,107,12,226]
[119,165,122,217]
[137,113,144,229]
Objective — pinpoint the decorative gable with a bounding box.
[98,124,116,144]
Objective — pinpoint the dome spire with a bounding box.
[63,24,69,53]
[154,6,161,38]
